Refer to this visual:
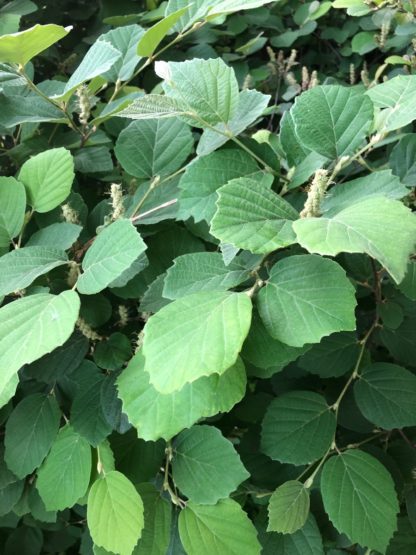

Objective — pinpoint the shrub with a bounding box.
[0,0,415,553]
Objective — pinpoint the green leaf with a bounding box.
[71,374,113,447]
[172,425,249,504]
[101,24,144,82]
[36,425,92,511]
[0,291,80,403]
[52,39,121,100]
[157,58,239,126]
[389,134,416,186]
[241,311,309,376]
[0,246,68,296]
[178,149,259,223]
[0,92,65,127]
[258,513,324,555]
[398,261,416,301]
[178,499,261,555]
[290,85,373,159]
[117,352,246,441]
[257,255,356,347]
[293,197,416,283]
[26,222,82,250]
[77,219,147,295]
[115,118,193,179]
[19,147,74,213]
[134,483,172,555]
[165,0,210,32]
[0,23,71,65]
[74,146,113,174]
[209,0,275,15]
[87,471,144,555]
[366,75,416,132]
[142,290,252,393]
[197,90,270,156]
[298,332,359,378]
[94,332,132,371]
[354,363,416,429]
[321,170,408,217]
[118,94,189,120]
[163,252,251,299]
[321,450,399,553]
[267,481,310,534]
[0,176,26,249]
[261,391,336,465]
[280,110,311,167]
[137,6,190,57]
[211,177,298,254]
[4,393,60,479]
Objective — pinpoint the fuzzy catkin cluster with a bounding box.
[110,183,125,220]
[76,317,102,341]
[300,169,330,218]
[76,84,90,126]
[62,203,79,224]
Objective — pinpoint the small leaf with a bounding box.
[257,255,356,347]
[52,39,121,100]
[142,290,252,393]
[197,89,270,156]
[0,246,68,296]
[163,252,251,299]
[0,291,80,404]
[87,471,144,555]
[26,222,82,250]
[36,425,91,511]
[117,351,246,441]
[172,425,249,504]
[321,450,399,553]
[118,94,189,120]
[71,374,113,447]
[137,6,190,57]
[267,481,310,534]
[321,170,408,217]
[211,177,298,253]
[19,147,74,213]
[298,332,359,378]
[293,197,416,283]
[115,118,193,179]
[101,24,144,82]
[209,0,275,15]
[354,363,416,429]
[0,176,26,249]
[178,148,259,223]
[0,92,64,127]
[290,85,373,159]
[134,483,172,555]
[77,219,147,295]
[366,75,416,131]
[242,311,309,376]
[178,499,261,555]
[4,393,61,479]
[261,391,336,465]
[158,58,239,126]
[389,134,416,186]
[258,513,324,555]
[0,23,71,65]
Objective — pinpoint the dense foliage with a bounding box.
[0,0,416,553]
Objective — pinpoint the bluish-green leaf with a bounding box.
[321,450,399,553]
[257,255,356,347]
[142,290,252,393]
[172,425,249,504]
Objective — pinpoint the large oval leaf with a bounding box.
[257,255,356,347]
[321,450,399,553]
[142,290,252,393]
